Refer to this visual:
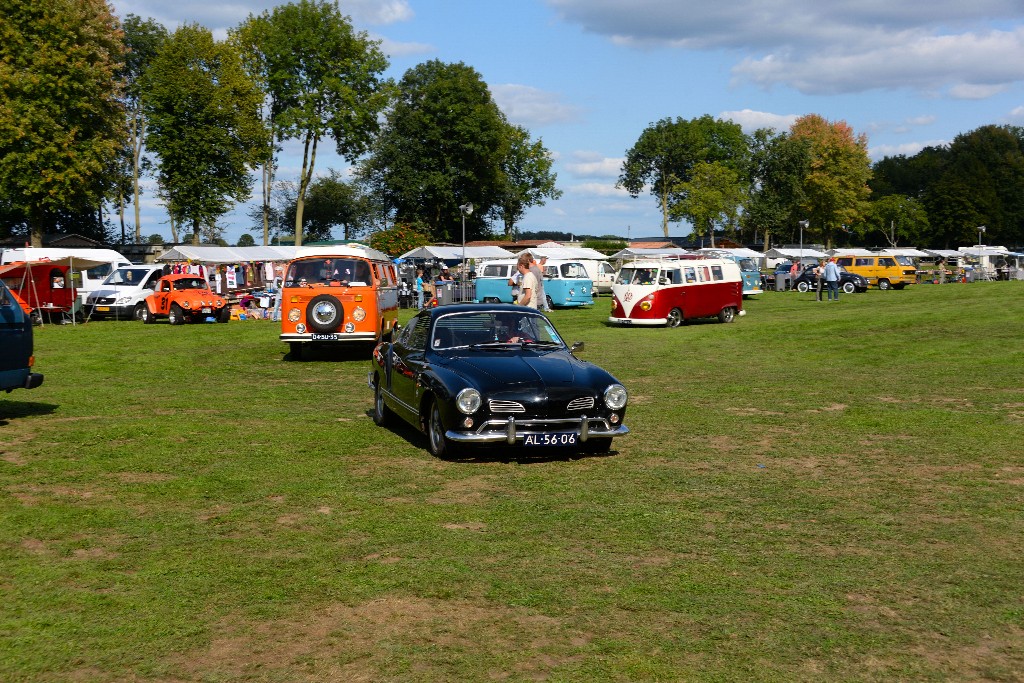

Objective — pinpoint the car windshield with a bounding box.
[103,268,153,286]
[431,310,564,350]
[616,267,657,285]
[285,258,371,285]
[172,278,208,291]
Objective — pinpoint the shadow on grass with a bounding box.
[367,409,620,464]
[0,400,59,426]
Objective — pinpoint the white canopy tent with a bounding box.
[881,248,930,257]
[765,247,829,261]
[516,246,609,261]
[398,245,514,261]
[156,245,298,264]
[609,247,693,260]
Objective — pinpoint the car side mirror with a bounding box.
[570,341,585,353]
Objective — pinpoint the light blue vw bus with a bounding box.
[474,259,594,308]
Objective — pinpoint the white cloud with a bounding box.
[718,109,799,133]
[490,84,581,126]
[568,182,631,198]
[547,1,1024,97]
[377,36,434,58]
[869,139,949,159]
[563,152,623,178]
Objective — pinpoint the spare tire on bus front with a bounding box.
[306,294,343,333]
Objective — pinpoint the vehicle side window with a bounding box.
[700,266,710,281]
[837,258,852,267]
[399,316,430,352]
[855,258,871,266]
[711,265,724,281]
[684,268,696,283]
[879,258,895,267]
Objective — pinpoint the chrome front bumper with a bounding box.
[446,415,629,445]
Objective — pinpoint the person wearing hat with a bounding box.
[439,266,453,282]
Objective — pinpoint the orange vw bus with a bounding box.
[279,245,399,358]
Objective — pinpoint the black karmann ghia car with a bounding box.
[368,303,629,457]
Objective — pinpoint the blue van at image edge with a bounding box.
[1,280,44,393]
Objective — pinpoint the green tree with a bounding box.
[144,24,267,245]
[0,0,126,246]
[865,194,930,247]
[671,161,745,246]
[236,233,256,247]
[368,222,432,257]
[742,129,811,248]
[493,123,561,237]
[618,115,749,237]
[359,60,508,242]
[118,14,168,242]
[231,0,390,247]
[789,114,872,249]
[300,170,377,242]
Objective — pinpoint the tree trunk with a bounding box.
[294,133,320,247]
[192,218,200,245]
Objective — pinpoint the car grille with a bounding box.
[91,296,116,305]
[567,396,595,411]
[489,399,525,413]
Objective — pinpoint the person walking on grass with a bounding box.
[815,259,825,301]
[517,255,539,309]
[824,258,841,301]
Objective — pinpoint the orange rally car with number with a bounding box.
[140,273,230,324]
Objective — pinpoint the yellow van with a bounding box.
[833,254,916,290]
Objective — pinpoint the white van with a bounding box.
[0,247,132,307]
[84,265,165,320]
[576,259,616,294]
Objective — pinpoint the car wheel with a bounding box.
[306,294,342,333]
[842,282,855,294]
[141,305,155,324]
[372,375,392,427]
[665,308,683,328]
[132,303,146,321]
[168,304,185,325]
[796,281,810,293]
[718,307,736,323]
[877,279,891,290]
[545,295,554,310]
[217,306,231,323]
[426,399,457,458]
[581,438,612,454]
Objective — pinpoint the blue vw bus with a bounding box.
[474,259,594,308]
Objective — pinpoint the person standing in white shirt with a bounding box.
[516,255,538,309]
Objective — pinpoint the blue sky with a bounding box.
[108,0,1024,243]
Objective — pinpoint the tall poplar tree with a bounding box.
[232,0,390,246]
[144,24,267,244]
[0,0,125,246]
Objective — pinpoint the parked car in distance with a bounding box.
[369,303,629,458]
[834,254,916,290]
[140,273,230,324]
[0,280,44,393]
[85,265,165,320]
[792,265,869,294]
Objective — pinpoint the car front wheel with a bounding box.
[372,375,392,427]
[168,304,185,325]
[426,399,458,458]
[842,282,855,294]
[133,303,146,321]
[796,281,810,293]
[665,308,683,328]
[140,306,155,324]
[877,279,891,290]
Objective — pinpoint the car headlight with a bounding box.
[115,296,131,305]
[352,306,366,322]
[288,308,301,322]
[456,388,482,414]
[604,384,628,410]
[181,300,191,308]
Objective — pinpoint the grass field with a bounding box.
[2,281,1023,682]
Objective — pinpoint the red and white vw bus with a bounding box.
[609,257,744,327]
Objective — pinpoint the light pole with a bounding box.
[977,225,987,280]
[798,220,808,265]
[459,202,473,283]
